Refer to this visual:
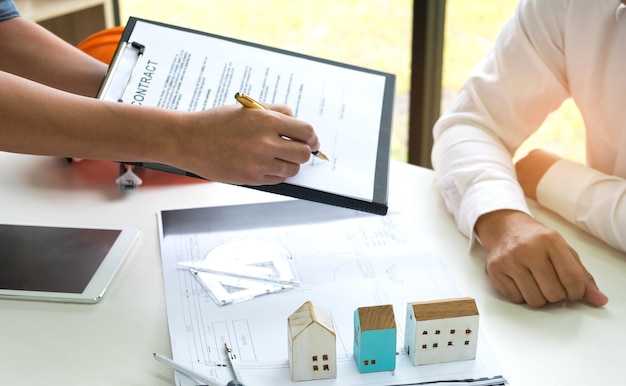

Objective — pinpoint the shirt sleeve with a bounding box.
[0,0,19,21]
[537,160,626,252]
[431,0,570,241]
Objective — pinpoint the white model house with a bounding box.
[404,297,479,366]
[287,300,337,381]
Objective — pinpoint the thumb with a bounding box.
[582,269,608,307]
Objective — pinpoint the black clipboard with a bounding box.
[98,17,395,215]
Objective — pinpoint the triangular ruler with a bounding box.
[179,240,300,306]
[179,239,299,284]
[191,270,294,306]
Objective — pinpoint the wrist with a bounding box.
[515,149,561,199]
[474,210,532,249]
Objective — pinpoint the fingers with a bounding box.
[485,233,607,308]
[487,253,561,308]
[567,248,609,307]
[263,103,294,117]
[273,136,316,165]
[477,211,607,308]
[275,118,321,153]
[582,269,609,307]
[187,104,318,185]
[488,266,538,305]
[255,105,322,152]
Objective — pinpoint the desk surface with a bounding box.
[1,153,624,386]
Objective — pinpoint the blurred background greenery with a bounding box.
[119,0,585,164]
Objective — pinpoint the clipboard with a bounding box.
[98,17,395,215]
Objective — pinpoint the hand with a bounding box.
[515,149,561,200]
[475,210,608,308]
[169,103,320,186]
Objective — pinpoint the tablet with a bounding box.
[0,222,139,303]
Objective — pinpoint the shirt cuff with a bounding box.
[535,159,598,223]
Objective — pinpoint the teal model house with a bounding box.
[353,304,397,373]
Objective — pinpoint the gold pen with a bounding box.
[234,92,329,161]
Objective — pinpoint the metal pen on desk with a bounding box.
[153,352,222,386]
[234,92,329,161]
[225,343,246,386]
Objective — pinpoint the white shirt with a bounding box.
[432,0,626,252]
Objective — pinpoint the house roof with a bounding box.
[408,297,479,321]
[288,300,335,338]
[357,304,396,331]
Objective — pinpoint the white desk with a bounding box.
[0,152,624,385]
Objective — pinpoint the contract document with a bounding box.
[99,18,394,214]
[157,200,507,385]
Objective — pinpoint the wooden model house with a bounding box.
[353,304,397,373]
[404,297,479,366]
[287,301,337,381]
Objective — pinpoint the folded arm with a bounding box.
[517,149,626,253]
[432,0,607,307]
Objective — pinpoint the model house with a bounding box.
[287,300,337,381]
[353,304,397,373]
[404,297,479,366]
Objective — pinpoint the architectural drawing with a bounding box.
[158,200,505,385]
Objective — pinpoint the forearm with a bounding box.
[537,160,626,252]
[0,17,107,97]
[0,70,323,186]
[432,120,532,238]
[0,70,179,162]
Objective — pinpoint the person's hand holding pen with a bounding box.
[235,93,329,161]
[157,93,324,186]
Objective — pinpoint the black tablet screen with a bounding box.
[0,225,121,293]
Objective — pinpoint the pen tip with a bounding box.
[316,152,329,161]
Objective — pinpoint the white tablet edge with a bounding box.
[0,223,140,304]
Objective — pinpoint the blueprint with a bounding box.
[158,199,506,385]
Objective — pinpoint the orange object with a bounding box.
[76,26,125,64]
